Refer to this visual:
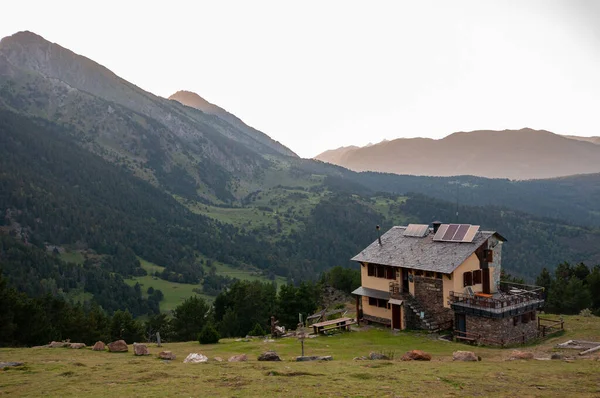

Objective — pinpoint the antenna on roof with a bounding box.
[376,225,382,245]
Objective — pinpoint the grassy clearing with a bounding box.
[1,315,599,397]
[59,251,85,265]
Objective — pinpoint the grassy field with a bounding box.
[125,258,286,312]
[1,315,599,397]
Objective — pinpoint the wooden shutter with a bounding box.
[486,249,494,263]
[473,269,482,284]
[368,264,375,276]
[386,267,396,280]
[463,271,473,287]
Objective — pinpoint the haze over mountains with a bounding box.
[316,129,600,180]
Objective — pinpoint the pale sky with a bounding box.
[2,0,599,158]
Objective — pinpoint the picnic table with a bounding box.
[311,317,355,334]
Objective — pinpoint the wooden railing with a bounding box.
[449,281,544,310]
[538,317,564,337]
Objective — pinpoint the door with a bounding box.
[455,313,466,336]
[402,269,409,293]
[392,304,401,329]
[482,268,491,294]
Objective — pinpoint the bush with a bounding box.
[579,308,593,317]
[198,323,220,344]
[248,322,266,336]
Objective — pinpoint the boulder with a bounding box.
[133,343,150,356]
[509,350,534,360]
[49,341,70,348]
[183,353,208,363]
[228,354,248,362]
[258,351,281,361]
[296,356,333,362]
[70,343,86,349]
[452,351,478,362]
[550,353,564,360]
[368,352,389,360]
[401,350,432,361]
[158,351,176,360]
[0,362,24,369]
[107,340,128,352]
[92,341,106,351]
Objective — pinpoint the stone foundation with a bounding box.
[414,276,453,326]
[464,312,538,346]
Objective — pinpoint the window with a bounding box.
[521,314,529,324]
[386,267,396,280]
[377,265,385,278]
[436,273,443,279]
[369,297,377,306]
[415,270,423,276]
[368,264,375,277]
[377,299,387,308]
[463,271,473,287]
[513,316,519,326]
[425,271,434,278]
[530,312,536,321]
[473,269,482,284]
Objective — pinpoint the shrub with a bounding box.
[248,322,266,336]
[579,308,593,317]
[198,323,220,344]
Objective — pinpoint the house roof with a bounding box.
[351,286,390,300]
[351,226,504,274]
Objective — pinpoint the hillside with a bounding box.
[315,129,600,180]
[563,135,600,145]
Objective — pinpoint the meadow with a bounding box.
[1,315,599,397]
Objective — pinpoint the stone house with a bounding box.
[351,222,545,346]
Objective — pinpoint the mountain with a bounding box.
[315,129,600,180]
[169,90,297,158]
[0,31,297,203]
[563,135,600,145]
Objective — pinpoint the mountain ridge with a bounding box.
[315,128,600,180]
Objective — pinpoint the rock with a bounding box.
[69,343,86,349]
[368,352,390,360]
[183,353,208,363]
[258,351,281,361]
[0,362,24,369]
[158,351,176,360]
[550,353,564,360]
[228,354,248,362]
[92,341,106,351]
[107,340,128,352]
[133,343,150,356]
[213,357,223,362]
[49,341,70,348]
[509,350,534,360]
[452,351,478,362]
[353,356,368,361]
[401,350,432,361]
[296,356,333,361]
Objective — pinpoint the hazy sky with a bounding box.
[2,1,599,158]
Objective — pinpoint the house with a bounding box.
[351,222,545,346]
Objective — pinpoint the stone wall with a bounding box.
[465,312,539,346]
[413,276,453,325]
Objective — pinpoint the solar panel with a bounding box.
[403,224,429,237]
[433,224,480,242]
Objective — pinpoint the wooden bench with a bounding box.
[312,317,355,334]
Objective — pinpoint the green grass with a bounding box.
[1,315,599,397]
[59,251,85,265]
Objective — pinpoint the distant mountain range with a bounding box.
[315,129,600,180]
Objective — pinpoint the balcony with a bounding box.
[449,281,545,318]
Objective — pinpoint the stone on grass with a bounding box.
[353,356,368,361]
[70,343,86,349]
[258,351,281,361]
[401,350,432,361]
[509,350,534,360]
[158,351,176,360]
[183,353,208,363]
[133,343,150,356]
[368,352,389,360]
[92,341,106,351]
[228,354,247,362]
[49,341,71,348]
[107,340,128,352]
[296,356,333,362]
[0,362,24,369]
[213,357,223,362]
[452,351,478,362]
[550,353,564,360]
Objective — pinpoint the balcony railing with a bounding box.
[449,281,544,311]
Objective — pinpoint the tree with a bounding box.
[198,322,220,344]
[110,310,143,343]
[171,296,210,341]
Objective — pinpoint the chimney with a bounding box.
[432,221,442,234]
[376,225,382,245]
